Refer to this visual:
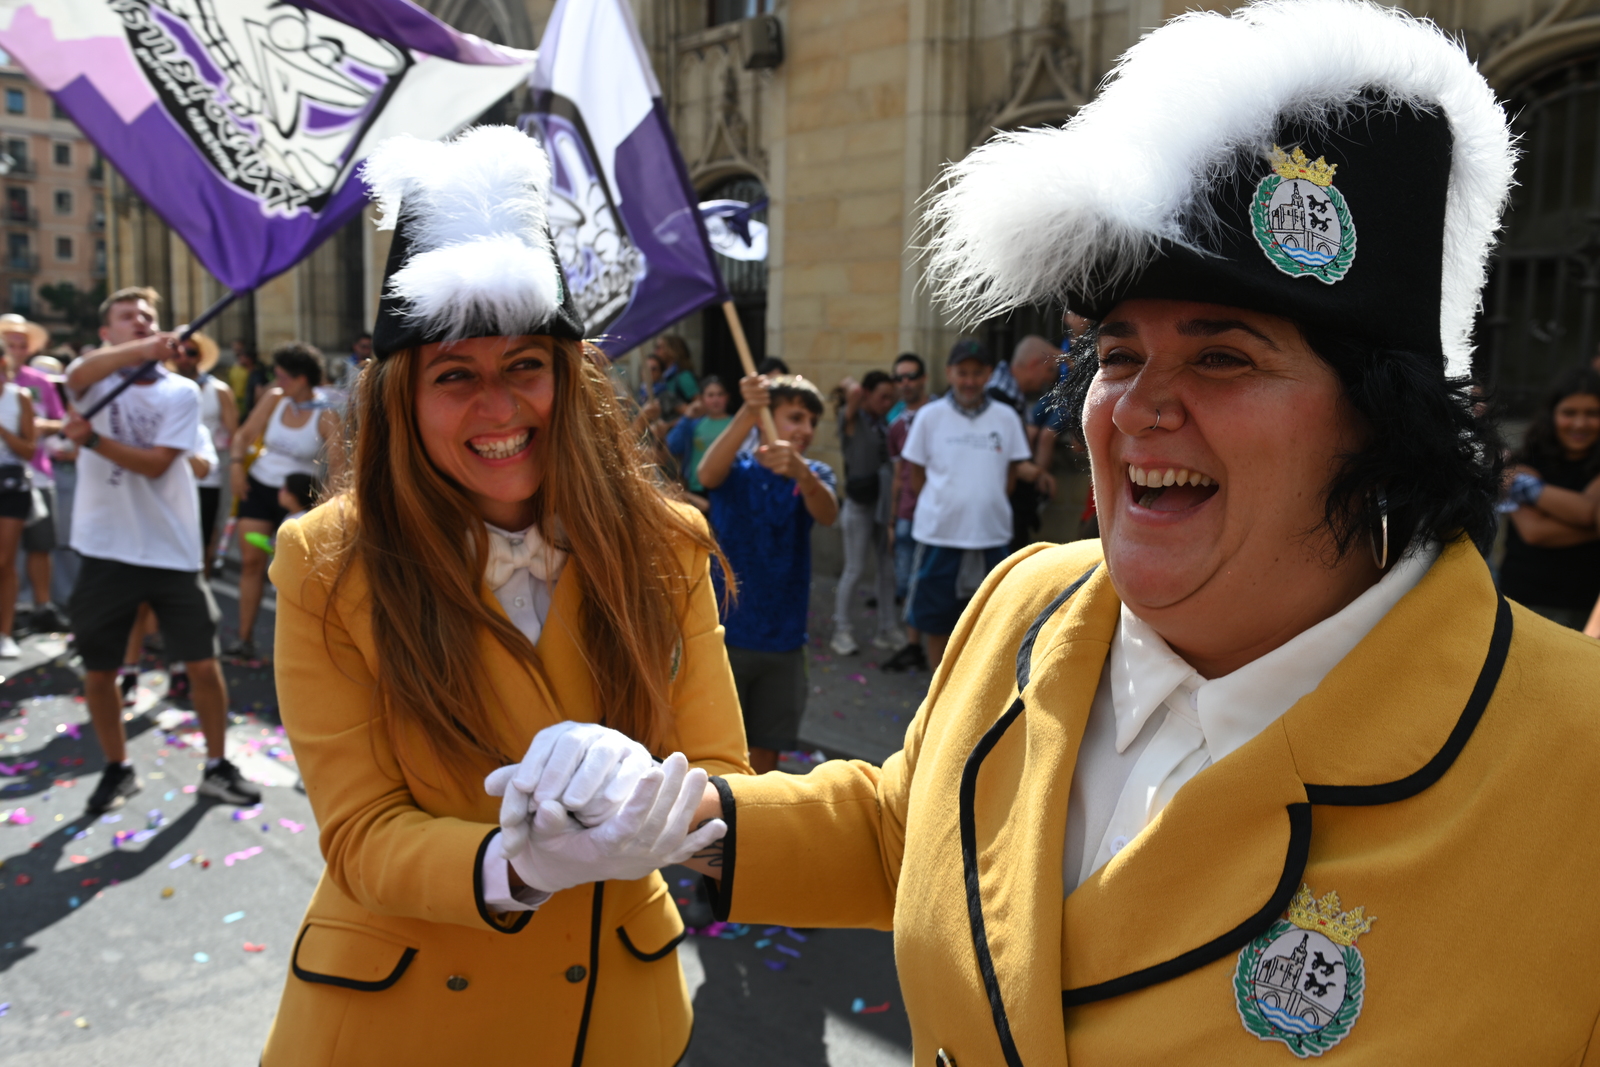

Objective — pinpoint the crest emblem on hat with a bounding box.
[1234,883,1374,1057]
[1251,146,1357,284]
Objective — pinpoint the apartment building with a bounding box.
[0,58,107,348]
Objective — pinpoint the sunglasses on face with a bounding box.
[894,372,924,382]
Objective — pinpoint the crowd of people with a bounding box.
[0,286,360,818]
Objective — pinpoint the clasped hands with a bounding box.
[483,722,725,895]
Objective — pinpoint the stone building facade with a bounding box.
[106,0,1600,431]
[0,59,108,347]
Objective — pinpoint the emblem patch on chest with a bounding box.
[1234,883,1375,1057]
[1250,145,1356,284]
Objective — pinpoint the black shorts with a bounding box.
[726,645,808,752]
[0,489,29,521]
[23,486,54,552]
[69,556,220,671]
[237,474,288,526]
[199,486,221,550]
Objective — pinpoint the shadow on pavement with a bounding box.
[0,796,215,972]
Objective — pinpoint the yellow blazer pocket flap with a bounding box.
[616,887,687,962]
[292,920,418,992]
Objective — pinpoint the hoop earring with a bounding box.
[1369,490,1389,570]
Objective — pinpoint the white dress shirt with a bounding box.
[1063,542,1439,894]
[479,521,566,913]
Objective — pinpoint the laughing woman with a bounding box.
[259,128,748,1067]
[520,3,1600,1064]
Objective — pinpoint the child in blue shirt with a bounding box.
[698,373,838,772]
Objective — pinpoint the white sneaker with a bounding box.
[872,629,904,651]
[0,635,21,658]
[829,630,859,656]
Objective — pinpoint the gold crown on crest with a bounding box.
[1270,145,1339,187]
[1286,883,1375,947]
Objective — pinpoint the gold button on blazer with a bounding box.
[712,538,1600,1065]
[260,502,752,1067]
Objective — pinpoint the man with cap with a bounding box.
[899,338,1032,669]
[513,0,1600,1061]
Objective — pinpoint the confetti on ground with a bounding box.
[0,1002,8,1016]
[14,874,29,885]
[786,928,808,942]
[160,887,174,898]
[775,943,801,958]
[850,999,891,1014]
[763,960,786,971]
[73,1016,88,1028]
[243,942,265,952]
[278,818,304,833]
[231,806,263,821]
[193,952,209,963]
[68,855,87,864]
[754,938,771,949]
[99,814,121,824]
[168,853,192,869]
[223,911,245,923]
[224,846,262,866]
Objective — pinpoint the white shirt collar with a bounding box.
[1109,542,1440,762]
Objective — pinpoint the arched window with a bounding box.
[1480,55,1600,413]
[699,175,768,388]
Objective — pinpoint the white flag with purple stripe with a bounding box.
[525,0,726,355]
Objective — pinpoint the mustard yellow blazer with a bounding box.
[713,538,1600,1065]
[260,503,751,1067]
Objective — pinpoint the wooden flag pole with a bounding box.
[722,299,779,444]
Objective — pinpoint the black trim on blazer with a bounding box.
[289,923,418,992]
[474,828,535,934]
[702,775,737,922]
[1062,803,1313,1007]
[1015,565,1098,692]
[570,881,605,1067]
[1304,594,1512,806]
[1050,597,1510,1012]
[960,696,1030,1067]
[959,570,1098,1067]
[617,925,689,962]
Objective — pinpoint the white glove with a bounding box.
[484,722,654,853]
[497,752,726,894]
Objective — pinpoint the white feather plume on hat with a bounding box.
[362,125,563,345]
[921,0,1514,379]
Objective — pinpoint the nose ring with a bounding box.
[1147,409,1161,431]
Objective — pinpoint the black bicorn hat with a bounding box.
[363,125,584,359]
[922,0,1516,380]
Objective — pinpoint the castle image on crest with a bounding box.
[1266,178,1342,268]
[1251,930,1346,1035]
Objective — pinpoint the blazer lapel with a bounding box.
[1056,539,1507,1006]
[476,565,595,759]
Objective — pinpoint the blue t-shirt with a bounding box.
[1031,364,1071,434]
[710,453,838,653]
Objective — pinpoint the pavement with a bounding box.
[0,559,926,1065]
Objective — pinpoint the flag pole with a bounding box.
[80,288,243,420]
[721,300,778,444]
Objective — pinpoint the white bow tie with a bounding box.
[484,524,565,591]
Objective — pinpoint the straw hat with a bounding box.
[168,328,220,375]
[0,314,48,357]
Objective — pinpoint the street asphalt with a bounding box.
[0,561,928,1066]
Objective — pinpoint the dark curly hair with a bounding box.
[1054,323,1504,558]
[270,341,324,388]
[1509,367,1600,483]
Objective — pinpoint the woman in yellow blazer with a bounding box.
[259,127,750,1067]
[530,3,1600,1063]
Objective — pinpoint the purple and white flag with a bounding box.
[524,0,726,356]
[0,1,536,293]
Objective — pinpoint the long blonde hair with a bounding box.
[328,338,722,787]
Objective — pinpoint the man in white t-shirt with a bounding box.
[61,287,259,816]
[901,338,1034,668]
